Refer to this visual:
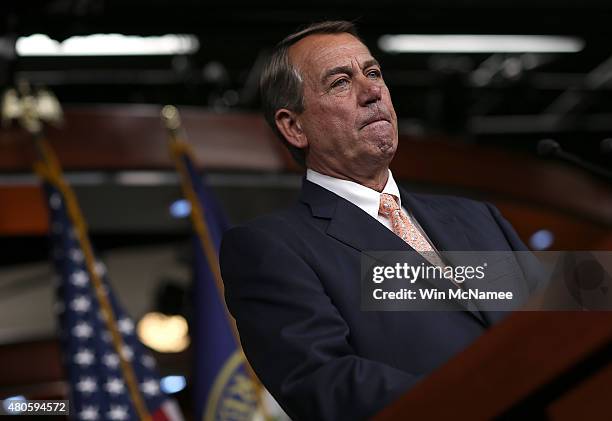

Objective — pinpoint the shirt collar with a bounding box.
[306,168,402,219]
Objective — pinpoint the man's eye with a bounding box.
[367,69,382,79]
[331,78,349,88]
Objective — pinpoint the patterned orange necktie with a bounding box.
[378,193,445,267]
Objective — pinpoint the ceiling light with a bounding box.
[378,35,584,54]
[115,171,176,186]
[16,34,199,56]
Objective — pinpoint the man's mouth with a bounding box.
[360,117,390,129]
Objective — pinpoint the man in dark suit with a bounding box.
[220,21,536,421]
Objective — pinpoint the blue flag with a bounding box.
[176,149,259,421]
[43,179,183,421]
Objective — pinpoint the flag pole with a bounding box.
[2,83,152,421]
[161,105,271,420]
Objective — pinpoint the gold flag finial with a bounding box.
[1,80,63,135]
[36,88,64,125]
[161,105,181,131]
[1,88,21,127]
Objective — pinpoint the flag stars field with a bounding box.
[141,354,156,369]
[141,378,160,396]
[44,178,183,420]
[79,405,99,421]
[105,377,126,395]
[117,317,135,335]
[70,270,89,287]
[76,376,97,394]
[107,405,129,421]
[72,321,93,339]
[74,348,95,366]
[102,352,120,369]
[121,344,134,361]
[69,248,85,263]
[70,295,92,313]
[49,193,62,209]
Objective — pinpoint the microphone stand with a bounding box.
[537,139,612,183]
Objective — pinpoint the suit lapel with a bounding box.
[400,187,472,253]
[329,197,415,255]
[300,178,414,254]
[300,179,488,325]
[401,187,522,325]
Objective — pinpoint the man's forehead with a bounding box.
[288,33,373,76]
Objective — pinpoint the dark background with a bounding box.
[2,0,612,165]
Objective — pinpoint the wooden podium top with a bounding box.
[374,312,612,420]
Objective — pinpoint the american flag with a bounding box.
[45,180,184,421]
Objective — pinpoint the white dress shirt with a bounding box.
[306,168,438,251]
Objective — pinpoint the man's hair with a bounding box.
[260,21,360,166]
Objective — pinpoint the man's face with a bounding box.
[288,33,398,179]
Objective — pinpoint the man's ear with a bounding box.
[275,108,308,150]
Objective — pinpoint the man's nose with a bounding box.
[356,76,382,106]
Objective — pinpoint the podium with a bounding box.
[374,312,612,420]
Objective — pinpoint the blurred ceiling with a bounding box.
[1,1,612,166]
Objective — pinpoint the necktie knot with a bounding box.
[379,193,401,217]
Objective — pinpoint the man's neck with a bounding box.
[306,166,390,192]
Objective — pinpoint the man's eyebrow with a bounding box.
[362,58,380,69]
[320,59,381,84]
[321,65,353,84]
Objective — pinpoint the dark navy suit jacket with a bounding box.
[220,179,537,421]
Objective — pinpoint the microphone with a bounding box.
[537,138,612,182]
[537,138,561,157]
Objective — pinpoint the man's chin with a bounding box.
[373,135,397,157]
[357,140,396,169]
